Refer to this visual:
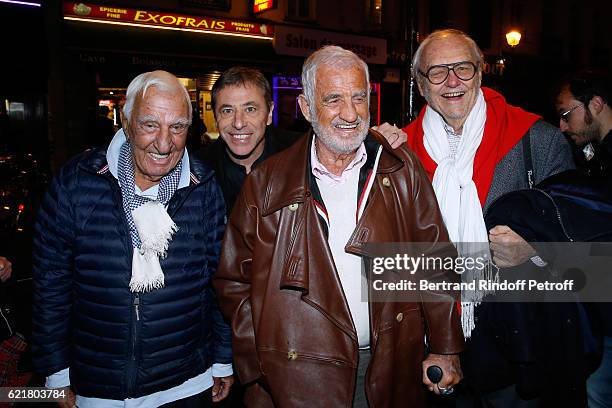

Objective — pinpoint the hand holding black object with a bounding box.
[427,365,443,383]
[422,353,462,395]
[426,365,454,396]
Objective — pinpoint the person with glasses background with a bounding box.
[398,29,577,407]
[555,71,612,408]
[556,71,612,179]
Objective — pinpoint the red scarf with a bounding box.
[403,87,541,206]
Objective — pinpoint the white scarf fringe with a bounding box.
[129,201,178,292]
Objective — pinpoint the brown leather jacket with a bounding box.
[214,130,464,407]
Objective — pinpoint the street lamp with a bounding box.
[505,30,522,47]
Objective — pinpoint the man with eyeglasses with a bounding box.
[556,71,612,179]
[401,29,574,407]
[556,71,612,408]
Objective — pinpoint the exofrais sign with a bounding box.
[63,2,273,40]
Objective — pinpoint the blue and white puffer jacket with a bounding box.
[31,148,232,399]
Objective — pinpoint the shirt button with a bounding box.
[382,177,391,187]
[288,203,299,211]
[287,350,298,360]
[396,312,403,322]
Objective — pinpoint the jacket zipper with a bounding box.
[126,293,140,395]
[536,189,574,241]
[484,188,574,242]
[260,346,350,367]
[134,295,140,321]
[297,353,349,366]
[106,176,141,396]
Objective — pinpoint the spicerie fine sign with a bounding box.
[64,2,273,39]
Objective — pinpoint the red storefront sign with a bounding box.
[63,2,273,39]
[253,0,275,13]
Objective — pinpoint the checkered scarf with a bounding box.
[117,141,182,250]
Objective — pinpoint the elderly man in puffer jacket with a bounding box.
[32,70,233,408]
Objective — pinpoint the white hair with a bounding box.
[123,70,192,124]
[412,29,484,82]
[301,45,370,108]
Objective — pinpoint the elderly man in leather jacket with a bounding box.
[214,46,464,407]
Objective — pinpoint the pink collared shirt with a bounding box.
[310,136,368,185]
[309,134,371,347]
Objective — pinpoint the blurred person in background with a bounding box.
[91,105,115,147]
[556,71,612,180]
[556,71,612,408]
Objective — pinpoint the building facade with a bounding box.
[0,0,609,169]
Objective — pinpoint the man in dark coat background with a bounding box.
[556,71,612,408]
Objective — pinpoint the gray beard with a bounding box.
[311,114,370,155]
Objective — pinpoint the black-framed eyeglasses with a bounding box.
[559,104,583,123]
[419,61,479,85]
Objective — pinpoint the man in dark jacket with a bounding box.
[557,71,612,181]
[32,70,233,407]
[214,46,464,408]
[557,71,612,174]
[198,67,300,216]
[556,71,612,408]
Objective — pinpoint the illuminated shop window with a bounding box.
[369,0,382,25]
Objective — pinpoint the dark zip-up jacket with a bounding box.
[31,148,232,399]
[197,126,302,216]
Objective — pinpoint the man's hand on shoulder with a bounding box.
[489,225,536,268]
[212,375,234,402]
[372,123,407,149]
[422,353,462,395]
